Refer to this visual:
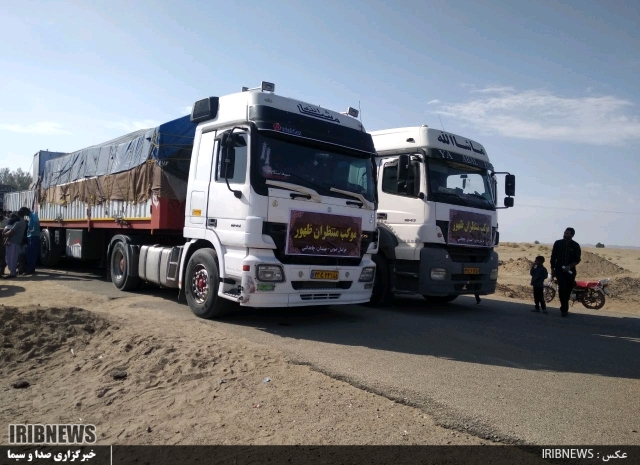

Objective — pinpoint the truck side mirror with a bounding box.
[504,197,514,208]
[505,174,515,196]
[397,154,409,182]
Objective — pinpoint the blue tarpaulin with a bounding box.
[41,115,195,190]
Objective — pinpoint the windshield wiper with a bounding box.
[329,187,374,210]
[265,180,322,202]
[467,193,495,209]
[433,191,471,206]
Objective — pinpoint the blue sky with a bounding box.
[1,0,639,246]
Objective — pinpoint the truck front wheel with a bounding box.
[185,249,232,319]
[39,229,60,268]
[367,254,393,307]
[110,241,140,291]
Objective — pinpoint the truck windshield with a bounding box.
[427,158,495,210]
[253,132,375,203]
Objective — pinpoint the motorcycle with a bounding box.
[543,277,610,310]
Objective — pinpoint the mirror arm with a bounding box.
[223,126,245,199]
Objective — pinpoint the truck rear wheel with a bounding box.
[367,254,393,307]
[39,229,60,268]
[423,295,458,304]
[110,241,140,291]
[185,249,232,319]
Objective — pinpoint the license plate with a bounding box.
[464,268,480,275]
[311,270,339,280]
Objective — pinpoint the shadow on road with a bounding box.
[27,262,640,380]
[0,283,25,298]
[220,295,640,380]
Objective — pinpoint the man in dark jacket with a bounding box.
[550,227,581,317]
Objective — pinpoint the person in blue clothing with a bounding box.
[18,207,40,275]
[530,255,549,313]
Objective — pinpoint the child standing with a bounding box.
[530,256,549,313]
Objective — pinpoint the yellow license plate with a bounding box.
[311,270,339,280]
[464,268,480,275]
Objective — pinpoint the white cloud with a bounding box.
[432,87,640,145]
[0,122,70,136]
[107,120,160,132]
[182,106,192,115]
[427,99,440,105]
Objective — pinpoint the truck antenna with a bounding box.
[438,113,446,132]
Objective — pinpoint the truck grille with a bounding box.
[262,222,373,266]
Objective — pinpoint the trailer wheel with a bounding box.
[110,241,139,291]
[422,295,458,304]
[39,229,60,268]
[185,249,232,319]
[367,254,393,307]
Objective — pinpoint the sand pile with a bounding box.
[609,277,640,302]
[498,257,534,274]
[1,306,109,366]
[496,283,532,300]
[576,251,627,278]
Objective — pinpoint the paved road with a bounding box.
[44,265,640,445]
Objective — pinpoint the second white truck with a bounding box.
[368,125,515,305]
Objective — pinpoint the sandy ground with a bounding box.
[495,243,640,315]
[1,243,637,448]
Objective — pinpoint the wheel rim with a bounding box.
[544,287,555,302]
[112,250,125,280]
[583,290,604,309]
[191,264,210,304]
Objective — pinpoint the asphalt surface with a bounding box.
[39,264,640,445]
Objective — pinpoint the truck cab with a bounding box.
[178,83,379,317]
[368,125,515,306]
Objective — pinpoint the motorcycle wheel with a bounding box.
[582,290,605,310]
[543,286,556,303]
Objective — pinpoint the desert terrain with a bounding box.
[1,243,638,448]
[495,243,640,315]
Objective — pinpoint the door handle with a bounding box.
[377,213,387,220]
[207,218,217,227]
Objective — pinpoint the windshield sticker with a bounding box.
[448,209,492,248]
[437,132,486,156]
[273,122,302,136]
[297,104,341,123]
[286,210,362,257]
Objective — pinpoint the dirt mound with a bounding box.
[576,251,627,278]
[609,277,640,302]
[496,283,532,300]
[498,257,534,274]
[1,306,110,365]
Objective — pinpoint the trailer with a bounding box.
[9,82,380,318]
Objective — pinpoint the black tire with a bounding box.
[39,229,60,267]
[543,285,556,303]
[582,289,605,310]
[423,295,458,304]
[110,241,140,291]
[185,249,232,319]
[366,254,393,307]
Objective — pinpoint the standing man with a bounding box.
[19,207,40,275]
[0,211,8,276]
[2,213,26,279]
[550,227,581,317]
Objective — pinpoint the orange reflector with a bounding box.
[242,265,251,271]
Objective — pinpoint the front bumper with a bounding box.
[231,251,376,308]
[418,247,499,297]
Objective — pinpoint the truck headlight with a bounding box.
[256,265,285,282]
[430,268,447,280]
[359,266,375,282]
[490,268,498,281]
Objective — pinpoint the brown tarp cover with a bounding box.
[37,161,187,206]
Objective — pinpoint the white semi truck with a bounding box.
[368,125,515,305]
[7,82,379,318]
